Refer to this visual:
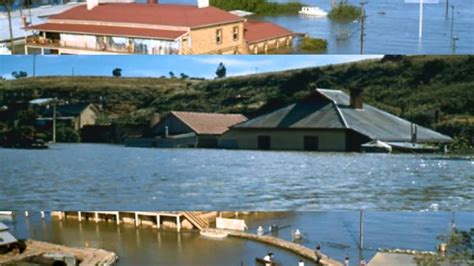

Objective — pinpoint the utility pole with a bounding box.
[450,5,458,54]
[33,54,36,77]
[359,210,364,250]
[360,2,367,54]
[52,98,57,144]
[445,0,449,18]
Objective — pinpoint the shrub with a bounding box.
[56,126,80,143]
[299,37,328,51]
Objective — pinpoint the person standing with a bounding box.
[344,255,350,266]
[315,245,322,264]
[263,251,273,266]
[298,259,305,266]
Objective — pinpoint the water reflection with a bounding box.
[1,212,473,266]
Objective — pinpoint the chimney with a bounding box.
[150,113,160,128]
[350,88,364,109]
[197,0,209,8]
[87,0,99,10]
[147,0,157,4]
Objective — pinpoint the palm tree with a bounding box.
[1,0,14,50]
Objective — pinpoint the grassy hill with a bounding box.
[1,55,473,145]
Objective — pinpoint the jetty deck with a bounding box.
[52,211,212,231]
[0,239,117,265]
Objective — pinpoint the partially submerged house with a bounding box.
[37,103,100,131]
[220,89,452,151]
[151,111,247,148]
[25,0,294,55]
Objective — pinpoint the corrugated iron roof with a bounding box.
[244,21,293,44]
[172,111,247,135]
[48,3,244,28]
[42,103,97,118]
[235,89,452,143]
[28,23,186,40]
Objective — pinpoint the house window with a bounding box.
[216,29,223,44]
[233,26,239,41]
[257,136,271,150]
[303,136,319,151]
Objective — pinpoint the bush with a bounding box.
[56,126,80,143]
[210,0,302,15]
[299,37,328,51]
[328,3,363,22]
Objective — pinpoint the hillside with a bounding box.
[1,55,473,142]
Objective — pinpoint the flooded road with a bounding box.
[1,144,472,210]
[1,211,472,265]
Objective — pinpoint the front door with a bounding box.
[257,136,271,150]
[304,136,319,151]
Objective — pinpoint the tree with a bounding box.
[112,68,122,77]
[12,71,28,79]
[169,71,175,78]
[215,62,226,79]
[180,73,189,80]
[1,0,14,50]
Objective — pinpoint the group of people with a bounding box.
[262,245,367,266]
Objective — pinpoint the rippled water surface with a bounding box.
[1,144,472,210]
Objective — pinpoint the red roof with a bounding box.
[244,21,293,44]
[28,23,186,40]
[49,3,244,28]
[171,111,247,135]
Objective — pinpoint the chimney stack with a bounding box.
[147,0,157,4]
[350,88,364,109]
[197,0,209,8]
[87,0,99,10]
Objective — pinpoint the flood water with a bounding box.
[1,211,473,265]
[1,144,473,211]
[161,0,474,54]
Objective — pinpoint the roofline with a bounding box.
[315,89,349,128]
[169,111,247,135]
[246,32,294,44]
[190,18,246,30]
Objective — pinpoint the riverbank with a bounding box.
[0,239,118,265]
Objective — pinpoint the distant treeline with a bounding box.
[210,0,303,15]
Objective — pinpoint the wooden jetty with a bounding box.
[51,211,214,232]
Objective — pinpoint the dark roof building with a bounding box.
[221,89,452,151]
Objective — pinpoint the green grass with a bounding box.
[210,0,303,15]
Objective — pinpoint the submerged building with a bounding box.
[25,0,294,55]
[220,89,452,151]
[151,111,247,148]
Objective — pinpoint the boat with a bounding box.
[298,6,328,17]
[199,229,229,239]
[255,258,280,266]
[361,140,392,153]
[0,42,12,55]
[0,211,14,216]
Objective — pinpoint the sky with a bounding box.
[0,55,383,80]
